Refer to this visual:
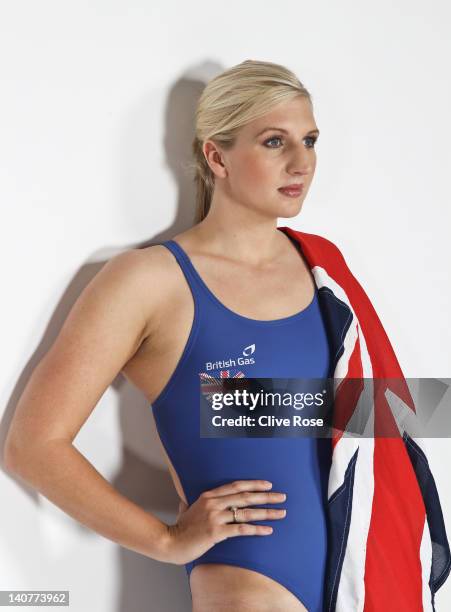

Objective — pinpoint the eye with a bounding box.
[263,136,283,148]
[263,135,319,149]
[304,136,318,149]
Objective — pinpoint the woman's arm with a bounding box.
[3,248,171,562]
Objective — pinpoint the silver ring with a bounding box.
[229,505,239,523]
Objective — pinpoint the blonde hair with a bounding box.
[188,59,313,223]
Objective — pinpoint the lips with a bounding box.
[278,184,304,195]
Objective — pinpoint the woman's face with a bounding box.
[208,95,319,219]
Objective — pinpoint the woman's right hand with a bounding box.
[161,480,287,565]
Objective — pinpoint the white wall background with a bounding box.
[1,1,450,610]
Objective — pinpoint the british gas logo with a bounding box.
[204,343,256,371]
[242,343,255,357]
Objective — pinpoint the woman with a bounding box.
[3,59,338,612]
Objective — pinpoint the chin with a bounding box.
[278,199,304,218]
[258,195,304,219]
[279,208,303,219]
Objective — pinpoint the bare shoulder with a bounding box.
[3,243,183,458]
[104,244,183,335]
[127,242,182,288]
[53,243,184,356]
[103,243,175,283]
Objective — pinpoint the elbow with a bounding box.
[4,433,71,480]
[3,433,34,476]
[3,437,22,474]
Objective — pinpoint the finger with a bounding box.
[219,506,287,524]
[201,480,273,499]
[215,490,286,511]
[218,522,274,538]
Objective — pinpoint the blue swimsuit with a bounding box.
[151,227,332,611]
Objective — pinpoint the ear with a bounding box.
[203,140,228,179]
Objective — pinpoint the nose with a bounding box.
[287,144,314,176]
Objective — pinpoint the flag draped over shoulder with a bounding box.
[278,225,450,612]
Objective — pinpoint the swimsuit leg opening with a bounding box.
[188,558,313,611]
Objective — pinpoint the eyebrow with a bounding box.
[256,126,320,137]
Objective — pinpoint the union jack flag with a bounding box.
[278,225,450,611]
[199,369,246,403]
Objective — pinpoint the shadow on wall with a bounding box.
[0,59,226,612]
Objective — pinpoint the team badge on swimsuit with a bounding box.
[199,369,247,403]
